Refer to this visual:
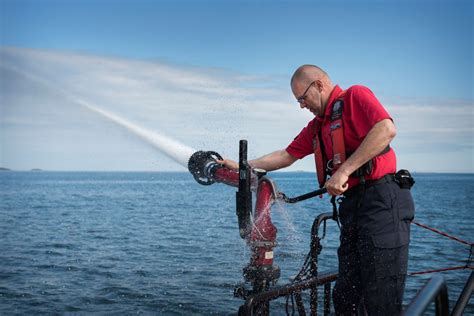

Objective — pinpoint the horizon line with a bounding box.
[1,168,473,175]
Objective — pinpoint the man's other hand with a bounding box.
[325,170,349,196]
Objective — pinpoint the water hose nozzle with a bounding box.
[188,150,223,185]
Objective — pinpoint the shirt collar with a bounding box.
[320,85,343,119]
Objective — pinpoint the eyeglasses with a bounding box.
[297,81,316,104]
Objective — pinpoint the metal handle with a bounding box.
[278,187,327,204]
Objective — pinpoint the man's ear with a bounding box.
[315,79,324,92]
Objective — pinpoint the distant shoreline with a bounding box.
[1,168,43,172]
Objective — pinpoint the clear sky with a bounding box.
[1,0,473,172]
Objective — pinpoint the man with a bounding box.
[218,65,414,315]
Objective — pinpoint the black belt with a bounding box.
[343,174,395,198]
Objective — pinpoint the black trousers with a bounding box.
[332,180,415,315]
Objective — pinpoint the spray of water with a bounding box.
[273,200,303,242]
[73,97,195,168]
[3,64,196,168]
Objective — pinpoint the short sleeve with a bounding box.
[286,119,316,159]
[345,85,392,138]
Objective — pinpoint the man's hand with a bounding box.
[216,158,239,170]
[325,169,349,196]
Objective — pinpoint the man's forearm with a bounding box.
[249,149,296,171]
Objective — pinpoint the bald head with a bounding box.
[291,65,331,87]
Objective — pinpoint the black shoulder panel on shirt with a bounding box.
[331,100,344,121]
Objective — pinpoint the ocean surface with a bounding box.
[0,171,472,315]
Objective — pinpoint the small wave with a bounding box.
[91,235,109,240]
[96,286,151,300]
[33,264,80,272]
[134,269,150,277]
[84,268,117,279]
[32,205,48,209]
[86,229,107,234]
[81,296,116,305]
[0,272,20,281]
[64,305,82,312]
[0,288,34,299]
[44,250,64,256]
[39,242,76,250]
[98,286,133,295]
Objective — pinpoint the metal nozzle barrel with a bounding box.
[188,150,223,185]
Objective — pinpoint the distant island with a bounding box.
[0,168,45,171]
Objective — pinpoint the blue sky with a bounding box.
[1,0,473,172]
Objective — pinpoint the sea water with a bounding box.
[0,171,472,315]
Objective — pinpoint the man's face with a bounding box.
[292,79,324,116]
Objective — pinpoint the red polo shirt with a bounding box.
[286,85,396,188]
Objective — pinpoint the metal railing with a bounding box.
[239,269,473,315]
[451,271,473,316]
[238,270,338,316]
[403,275,449,316]
[403,271,473,316]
